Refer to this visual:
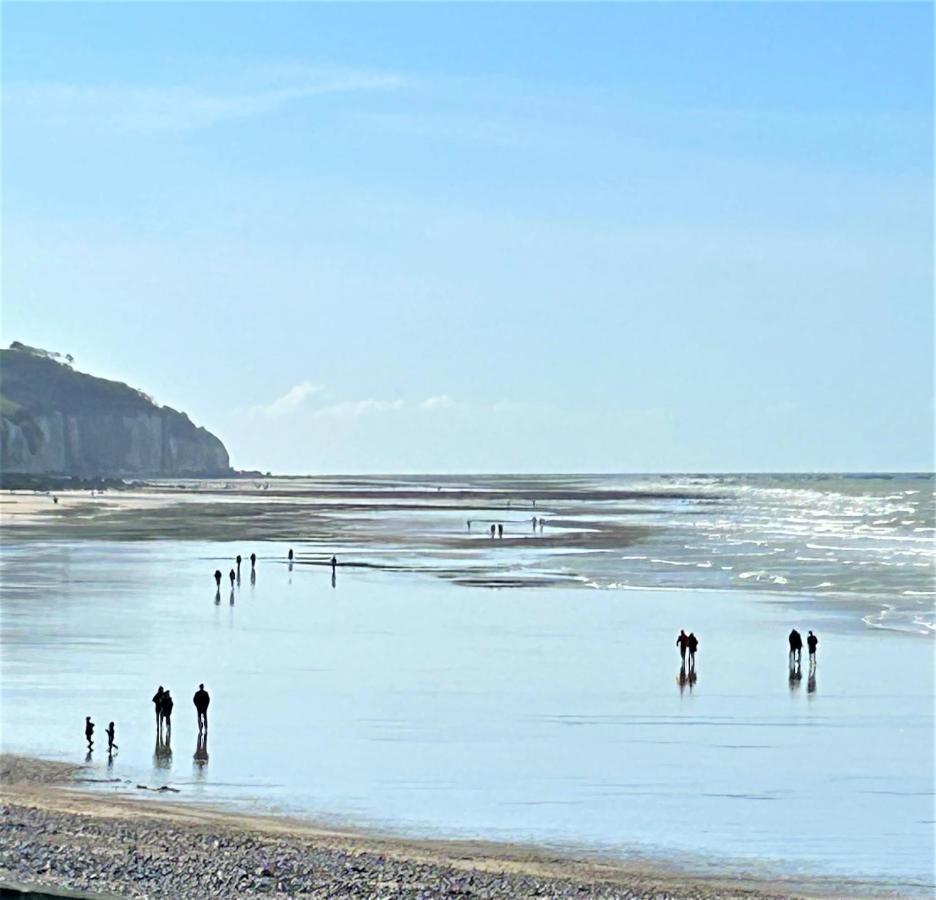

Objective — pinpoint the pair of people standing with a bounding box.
[152,686,175,735]
[676,630,699,669]
[788,629,818,665]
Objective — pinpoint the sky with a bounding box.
[2,2,933,474]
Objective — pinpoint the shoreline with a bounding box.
[0,755,827,899]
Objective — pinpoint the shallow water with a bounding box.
[1,536,933,893]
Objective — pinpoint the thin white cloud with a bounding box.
[419,394,455,410]
[5,69,407,132]
[252,381,322,417]
[312,398,406,419]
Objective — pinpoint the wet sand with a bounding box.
[0,755,795,899]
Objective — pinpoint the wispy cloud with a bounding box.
[312,398,406,419]
[251,381,322,417]
[5,68,407,132]
[419,394,455,410]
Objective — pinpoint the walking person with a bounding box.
[497,523,503,538]
[106,721,118,755]
[250,552,257,570]
[676,630,689,664]
[213,570,222,589]
[490,524,496,538]
[687,632,699,671]
[193,683,210,733]
[331,555,337,574]
[85,716,94,751]
[807,630,818,664]
[229,568,235,588]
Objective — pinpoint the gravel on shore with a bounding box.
[1,755,796,899]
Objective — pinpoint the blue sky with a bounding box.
[3,3,932,473]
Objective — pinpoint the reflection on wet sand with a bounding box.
[788,660,802,692]
[677,665,697,694]
[154,731,172,770]
[193,733,208,776]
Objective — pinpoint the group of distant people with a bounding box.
[466,519,547,538]
[85,684,211,758]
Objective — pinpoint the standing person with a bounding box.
[807,630,818,662]
[676,630,689,664]
[497,523,503,538]
[331,555,337,573]
[193,683,210,733]
[85,716,94,750]
[490,525,496,538]
[161,691,174,735]
[687,633,699,670]
[229,569,235,587]
[236,555,242,575]
[288,548,294,562]
[152,686,165,732]
[789,629,803,665]
[250,552,257,570]
[106,721,118,754]
[213,570,222,589]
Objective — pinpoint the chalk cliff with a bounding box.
[0,343,231,477]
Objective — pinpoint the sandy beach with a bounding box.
[1,755,798,899]
[1,475,932,897]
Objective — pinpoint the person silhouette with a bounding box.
[229,569,235,588]
[490,524,496,538]
[807,630,818,662]
[152,686,165,732]
[331,555,337,574]
[467,520,471,532]
[687,633,699,670]
[236,554,242,574]
[250,552,257,569]
[532,517,537,531]
[789,629,803,665]
[193,683,210,733]
[106,721,118,755]
[497,523,503,538]
[288,548,294,562]
[85,716,94,751]
[676,630,689,664]
[213,570,222,589]
[161,690,174,737]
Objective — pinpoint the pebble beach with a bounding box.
[0,756,792,900]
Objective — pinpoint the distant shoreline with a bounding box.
[0,754,828,899]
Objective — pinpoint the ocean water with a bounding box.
[1,473,933,893]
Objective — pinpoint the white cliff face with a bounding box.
[0,347,231,477]
[1,409,230,476]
